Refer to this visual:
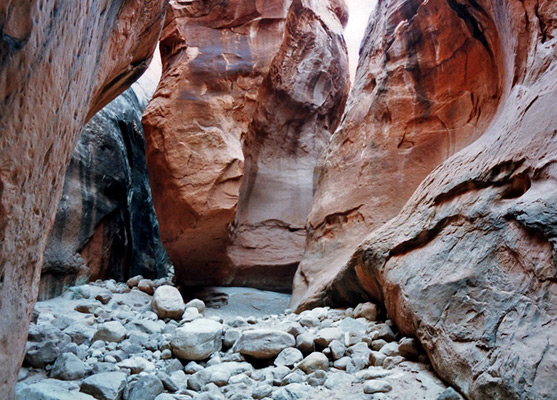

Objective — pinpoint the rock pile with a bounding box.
[17,278,459,400]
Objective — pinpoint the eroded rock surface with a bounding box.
[41,63,168,300]
[293,0,557,399]
[292,0,502,306]
[226,0,351,290]
[0,0,167,396]
[143,0,293,286]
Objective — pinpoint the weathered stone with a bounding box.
[128,374,164,400]
[314,328,342,348]
[398,338,422,360]
[0,0,166,394]
[185,299,206,314]
[234,330,295,358]
[80,372,127,400]
[50,353,86,381]
[152,285,185,319]
[93,322,126,343]
[16,382,96,400]
[353,303,378,321]
[274,348,304,367]
[363,380,392,394]
[297,352,329,374]
[171,319,223,360]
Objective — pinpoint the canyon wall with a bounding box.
[292,0,502,305]
[293,0,557,399]
[41,65,168,300]
[143,0,293,287]
[0,1,167,397]
[226,0,350,289]
[144,0,349,289]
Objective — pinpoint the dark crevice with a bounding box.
[447,0,492,57]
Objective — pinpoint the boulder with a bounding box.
[171,319,223,360]
[152,285,185,319]
[50,353,86,381]
[127,374,164,400]
[297,352,329,374]
[234,329,295,359]
[0,0,166,395]
[93,322,126,343]
[80,372,127,400]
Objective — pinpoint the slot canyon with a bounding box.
[0,0,555,399]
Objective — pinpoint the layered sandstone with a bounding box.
[226,0,350,289]
[0,1,167,397]
[143,0,293,286]
[41,61,168,300]
[293,0,557,399]
[292,0,502,305]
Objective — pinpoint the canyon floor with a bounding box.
[16,274,461,400]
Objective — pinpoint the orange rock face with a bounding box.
[0,1,166,396]
[226,0,350,289]
[293,0,557,398]
[291,0,502,306]
[143,0,293,286]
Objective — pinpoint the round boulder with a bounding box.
[171,318,223,360]
[152,285,185,319]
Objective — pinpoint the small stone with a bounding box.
[363,379,392,394]
[180,307,200,322]
[324,372,354,389]
[252,383,273,399]
[185,298,206,314]
[436,387,463,400]
[118,356,155,374]
[329,340,346,360]
[128,374,164,400]
[307,370,327,387]
[127,275,143,288]
[297,352,329,374]
[398,337,421,360]
[80,372,127,400]
[274,348,303,367]
[185,361,204,374]
[370,351,386,367]
[75,301,100,314]
[370,324,396,342]
[64,324,95,345]
[50,353,86,380]
[152,285,185,319]
[93,321,126,343]
[95,291,113,305]
[295,332,314,354]
[138,279,155,295]
[161,349,172,359]
[314,327,342,347]
[333,356,352,370]
[171,318,223,360]
[223,329,242,348]
[371,339,387,351]
[234,330,295,359]
[383,355,405,369]
[354,303,378,321]
[379,342,399,357]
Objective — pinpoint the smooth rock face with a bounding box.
[152,285,185,319]
[294,0,557,399]
[0,0,167,396]
[143,0,292,286]
[171,319,223,360]
[40,66,168,300]
[226,0,351,289]
[80,372,127,400]
[291,0,502,307]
